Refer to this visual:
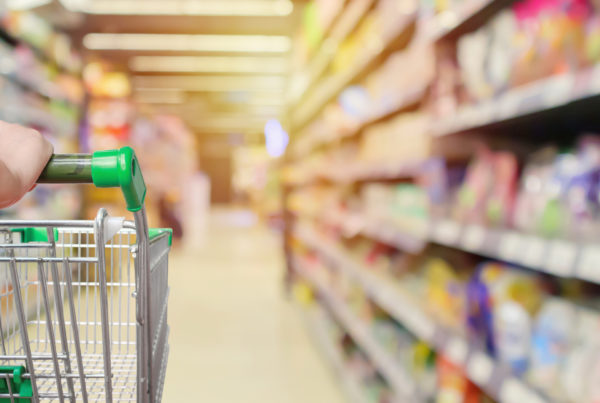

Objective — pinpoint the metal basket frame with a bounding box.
[0,206,170,403]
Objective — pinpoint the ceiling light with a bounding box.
[134,91,187,105]
[7,0,51,9]
[129,56,288,74]
[132,75,285,92]
[83,33,291,53]
[75,0,293,16]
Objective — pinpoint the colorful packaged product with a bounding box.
[436,355,482,403]
[424,257,467,329]
[466,262,542,373]
[454,146,495,224]
[529,298,577,398]
[486,151,519,227]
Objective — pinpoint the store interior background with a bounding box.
[6,0,600,402]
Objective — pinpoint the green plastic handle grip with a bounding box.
[38,147,147,212]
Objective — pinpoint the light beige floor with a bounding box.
[163,209,345,403]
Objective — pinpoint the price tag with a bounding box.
[499,378,545,403]
[520,235,546,268]
[545,240,577,276]
[434,220,460,245]
[498,231,523,261]
[445,337,468,366]
[577,245,600,283]
[461,224,486,252]
[466,352,494,387]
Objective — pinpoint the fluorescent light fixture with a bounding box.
[134,91,187,104]
[129,56,288,74]
[134,88,185,94]
[133,75,285,92]
[191,119,270,131]
[133,88,284,106]
[225,91,284,106]
[7,0,51,9]
[83,33,291,53]
[76,0,293,16]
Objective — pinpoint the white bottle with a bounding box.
[494,300,531,375]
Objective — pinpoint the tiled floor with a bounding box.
[163,209,345,402]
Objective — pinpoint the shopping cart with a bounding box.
[0,147,170,402]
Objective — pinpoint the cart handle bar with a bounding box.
[37,147,146,212]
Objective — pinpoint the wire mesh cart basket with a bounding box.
[0,147,171,402]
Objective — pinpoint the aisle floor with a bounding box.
[163,209,346,403]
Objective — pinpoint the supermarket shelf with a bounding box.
[0,72,78,108]
[307,0,349,60]
[291,0,375,108]
[430,64,600,137]
[342,85,426,137]
[296,224,550,403]
[0,26,78,76]
[293,258,417,403]
[0,104,75,134]
[297,305,370,403]
[422,0,515,41]
[292,85,427,161]
[320,209,600,284]
[286,159,422,187]
[292,12,416,131]
[291,0,514,150]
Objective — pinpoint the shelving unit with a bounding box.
[420,0,515,41]
[307,208,600,283]
[430,64,600,137]
[291,85,427,162]
[295,223,549,403]
[0,12,84,219]
[291,8,416,132]
[0,25,80,76]
[290,0,375,109]
[293,257,417,403]
[284,0,600,401]
[298,305,370,403]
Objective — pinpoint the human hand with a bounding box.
[0,122,53,208]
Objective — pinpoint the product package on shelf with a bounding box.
[290,41,435,160]
[430,0,600,120]
[285,0,600,401]
[0,8,84,219]
[343,131,600,242]
[1,10,82,73]
[359,112,430,170]
[296,220,600,402]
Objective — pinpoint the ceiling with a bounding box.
[37,0,305,139]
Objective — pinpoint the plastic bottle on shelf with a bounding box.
[529,298,576,398]
[494,300,532,375]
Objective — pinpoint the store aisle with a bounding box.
[163,209,345,403]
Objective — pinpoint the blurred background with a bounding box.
[5,0,600,402]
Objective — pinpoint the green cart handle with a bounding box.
[38,147,146,212]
